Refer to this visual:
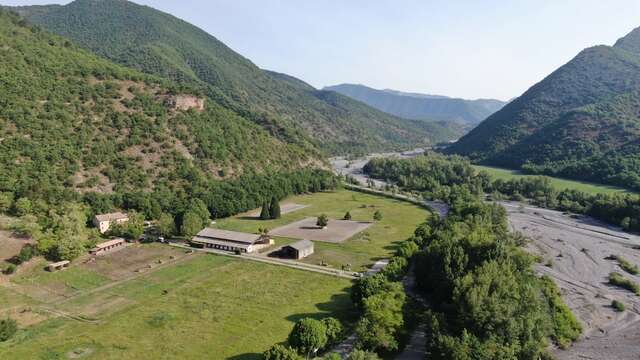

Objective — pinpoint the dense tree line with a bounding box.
[412,194,581,358]
[364,153,640,232]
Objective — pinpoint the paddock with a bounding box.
[269,217,372,243]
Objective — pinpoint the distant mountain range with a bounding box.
[446,26,640,190]
[324,84,507,125]
[11,0,462,156]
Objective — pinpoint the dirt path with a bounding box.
[501,201,640,360]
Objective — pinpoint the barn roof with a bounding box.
[285,239,314,251]
[195,228,261,244]
[94,212,128,222]
[191,237,252,250]
[94,238,125,250]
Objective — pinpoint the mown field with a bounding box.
[215,189,430,271]
[473,165,630,195]
[0,254,354,360]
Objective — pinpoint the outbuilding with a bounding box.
[90,238,126,256]
[93,212,129,234]
[47,260,70,272]
[281,239,314,260]
[191,228,273,253]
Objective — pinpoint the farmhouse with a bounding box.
[90,238,126,256]
[47,260,70,272]
[93,212,129,234]
[191,228,273,253]
[281,239,314,260]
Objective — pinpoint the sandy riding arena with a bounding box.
[269,217,372,243]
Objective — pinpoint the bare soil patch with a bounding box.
[502,201,640,360]
[0,229,33,264]
[269,217,372,243]
[81,244,188,280]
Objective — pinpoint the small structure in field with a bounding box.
[281,240,314,260]
[93,212,129,234]
[191,228,273,253]
[47,260,70,272]
[90,238,126,256]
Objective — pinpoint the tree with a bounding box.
[269,196,281,219]
[16,244,38,264]
[122,211,144,240]
[13,198,32,216]
[347,350,381,360]
[0,192,13,214]
[260,201,271,220]
[316,214,329,228]
[343,211,352,220]
[157,212,176,237]
[322,317,343,345]
[0,318,17,342]
[288,318,328,356]
[373,210,382,221]
[262,344,302,360]
[355,285,406,352]
[181,211,203,237]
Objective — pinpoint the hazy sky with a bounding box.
[5,0,640,100]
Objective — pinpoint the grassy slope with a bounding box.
[0,255,354,359]
[14,0,457,155]
[473,165,629,195]
[216,189,429,271]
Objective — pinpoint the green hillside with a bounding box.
[446,28,640,190]
[0,8,321,204]
[13,0,457,155]
[324,83,506,124]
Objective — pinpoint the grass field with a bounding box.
[216,189,430,271]
[0,255,354,359]
[473,165,630,195]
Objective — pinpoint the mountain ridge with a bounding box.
[324,83,506,125]
[12,0,460,155]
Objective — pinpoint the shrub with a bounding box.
[0,318,17,341]
[321,317,343,345]
[343,211,352,220]
[17,244,38,264]
[612,300,626,312]
[614,256,639,275]
[3,264,16,275]
[262,344,301,360]
[609,272,640,295]
[316,214,329,228]
[347,349,381,360]
[373,210,382,221]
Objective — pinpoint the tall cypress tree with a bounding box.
[259,201,271,220]
[269,196,281,219]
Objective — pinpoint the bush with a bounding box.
[609,272,640,295]
[343,211,352,220]
[347,349,381,360]
[3,264,16,275]
[322,317,343,345]
[262,344,301,360]
[612,300,626,312]
[0,318,17,341]
[316,214,329,228]
[17,244,38,264]
[614,256,639,275]
[373,210,382,221]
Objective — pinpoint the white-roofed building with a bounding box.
[191,228,273,253]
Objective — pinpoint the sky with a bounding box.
[4,1,640,101]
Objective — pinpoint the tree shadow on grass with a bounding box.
[227,353,262,360]
[285,286,357,324]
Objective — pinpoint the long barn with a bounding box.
[191,228,273,253]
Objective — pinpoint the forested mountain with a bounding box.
[12,0,459,155]
[324,83,506,125]
[446,27,640,190]
[0,8,324,203]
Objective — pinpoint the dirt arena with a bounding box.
[269,217,372,243]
